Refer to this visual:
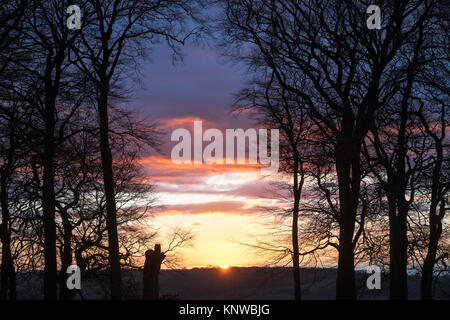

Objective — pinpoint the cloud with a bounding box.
[155,200,263,216]
[140,155,263,184]
[158,117,218,130]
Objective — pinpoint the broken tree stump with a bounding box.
[142,244,165,300]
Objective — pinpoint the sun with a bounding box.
[220,265,229,270]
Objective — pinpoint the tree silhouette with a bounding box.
[221,0,442,299]
[70,0,206,299]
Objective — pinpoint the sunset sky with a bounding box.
[129,42,287,268]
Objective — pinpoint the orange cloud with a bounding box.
[139,155,263,184]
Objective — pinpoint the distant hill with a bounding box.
[14,267,450,300]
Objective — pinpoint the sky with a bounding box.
[128,42,288,268]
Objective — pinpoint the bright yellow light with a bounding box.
[220,265,229,270]
[153,213,269,268]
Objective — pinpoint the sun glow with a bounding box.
[220,265,229,270]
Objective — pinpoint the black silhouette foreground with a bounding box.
[143,244,166,300]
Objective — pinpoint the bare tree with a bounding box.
[221,0,439,299]
[70,0,206,299]
[0,0,30,300]
[11,0,87,299]
[414,102,449,299]
[52,105,158,299]
[233,74,316,299]
[0,96,21,300]
[361,0,447,299]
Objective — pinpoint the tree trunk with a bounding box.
[292,191,301,300]
[59,209,74,300]
[336,212,356,300]
[291,156,302,300]
[388,201,409,300]
[0,172,16,300]
[98,86,122,300]
[388,196,400,299]
[421,240,437,300]
[42,80,57,300]
[420,131,445,300]
[143,244,165,300]
[421,200,444,300]
[335,129,358,300]
[389,99,409,300]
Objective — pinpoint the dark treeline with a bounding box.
[0,0,448,301]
